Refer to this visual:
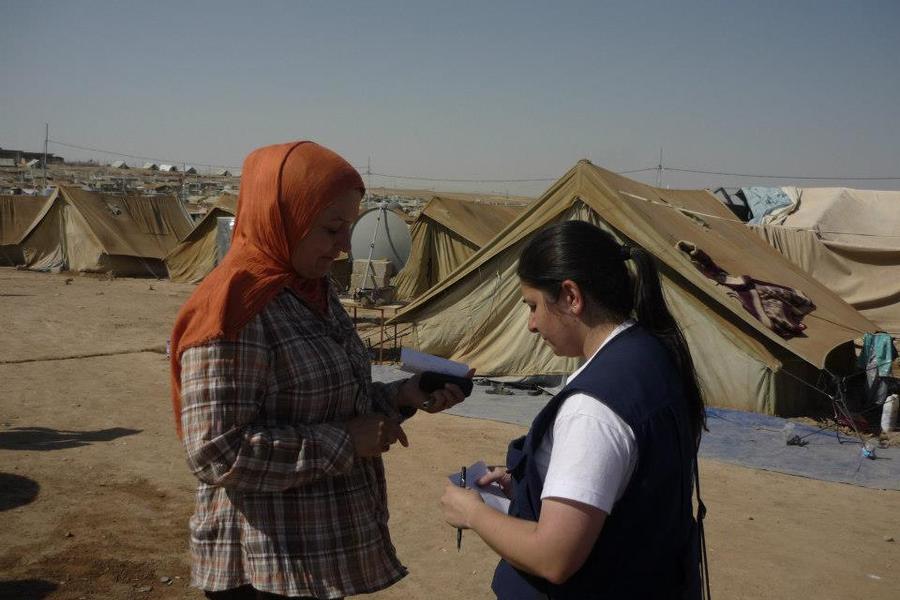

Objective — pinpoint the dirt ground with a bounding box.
[0,268,897,600]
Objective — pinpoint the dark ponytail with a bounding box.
[518,221,706,443]
[629,246,706,443]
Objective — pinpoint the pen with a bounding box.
[457,466,466,551]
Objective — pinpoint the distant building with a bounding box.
[159,164,179,173]
[142,162,159,170]
[0,158,16,168]
[111,160,129,169]
[25,159,41,168]
[0,146,64,164]
[183,165,198,174]
[215,169,232,177]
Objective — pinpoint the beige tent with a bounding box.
[752,187,900,336]
[0,195,46,265]
[19,186,193,276]
[165,194,238,283]
[393,196,528,300]
[392,161,878,416]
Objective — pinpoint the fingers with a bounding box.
[423,384,467,413]
[395,423,409,447]
[381,419,408,449]
[347,415,409,457]
[476,467,507,486]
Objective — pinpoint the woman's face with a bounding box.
[290,188,362,279]
[520,282,582,357]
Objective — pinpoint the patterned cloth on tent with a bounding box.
[677,240,816,339]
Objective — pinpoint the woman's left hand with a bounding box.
[398,369,475,414]
[440,480,484,529]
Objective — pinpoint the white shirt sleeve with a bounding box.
[538,393,638,514]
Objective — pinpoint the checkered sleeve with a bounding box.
[368,379,407,419]
[179,328,355,493]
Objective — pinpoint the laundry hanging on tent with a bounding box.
[676,240,816,339]
[857,332,897,407]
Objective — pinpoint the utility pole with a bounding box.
[656,148,663,188]
[42,123,48,190]
[366,156,372,200]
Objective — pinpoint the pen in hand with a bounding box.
[457,466,466,551]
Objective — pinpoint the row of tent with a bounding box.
[1,166,897,418]
[0,187,237,280]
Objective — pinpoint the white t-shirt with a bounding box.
[534,320,638,514]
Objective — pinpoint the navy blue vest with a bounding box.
[492,325,700,600]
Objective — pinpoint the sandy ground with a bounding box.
[0,268,897,600]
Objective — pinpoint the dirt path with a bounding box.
[0,269,896,599]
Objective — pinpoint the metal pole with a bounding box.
[656,148,663,187]
[43,123,48,190]
[362,206,384,293]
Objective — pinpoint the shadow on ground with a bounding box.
[0,426,141,451]
[0,579,58,599]
[0,473,39,511]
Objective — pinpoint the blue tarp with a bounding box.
[743,186,794,225]
[373,365,900,490]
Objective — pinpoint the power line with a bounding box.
[44,137,900,183]
[366,167,658,183]
[664,166,900,181]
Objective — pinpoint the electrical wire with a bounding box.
[43,137,900,184]
[663,166,900,181]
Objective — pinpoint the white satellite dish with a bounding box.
[350,206,411,270]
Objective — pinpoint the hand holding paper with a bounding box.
[448,460,511,514]
[398,348,474,412]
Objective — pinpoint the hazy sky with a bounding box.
[2,1,898,195]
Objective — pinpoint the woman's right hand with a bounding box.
[478,466,513,499]
[345,414,408,457]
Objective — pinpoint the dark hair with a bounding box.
[517,220,706,443]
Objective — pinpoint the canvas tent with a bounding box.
[18,186,193,276]
[393,196,527,301]
[751,187,900,337]
[165,194,238,283]
[0,195,46,265]
[392,161,877,416]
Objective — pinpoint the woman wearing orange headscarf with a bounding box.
[171,141,466,599]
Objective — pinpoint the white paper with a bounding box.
[401,347,470,378]
[448,460,512,514]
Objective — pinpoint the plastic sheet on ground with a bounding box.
[373,365,900,490]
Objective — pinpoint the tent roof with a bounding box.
[210,193,238,214]
[419,196,527,246]
[0,195,46,245]
[176,205,235,246]
[55,186,194,259]
[396,161,876,370]
[776,187,900,250]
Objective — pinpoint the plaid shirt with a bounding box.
[180,288,407,598]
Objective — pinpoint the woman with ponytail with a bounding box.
[172,142,467,600]
[441,220,706,599]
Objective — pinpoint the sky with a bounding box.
[1,0,898,196]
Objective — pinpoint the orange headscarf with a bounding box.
[169,141,365,436]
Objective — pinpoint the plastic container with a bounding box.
[862,438,878,460]
[782,422,799,445]
[882,394,898,434]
